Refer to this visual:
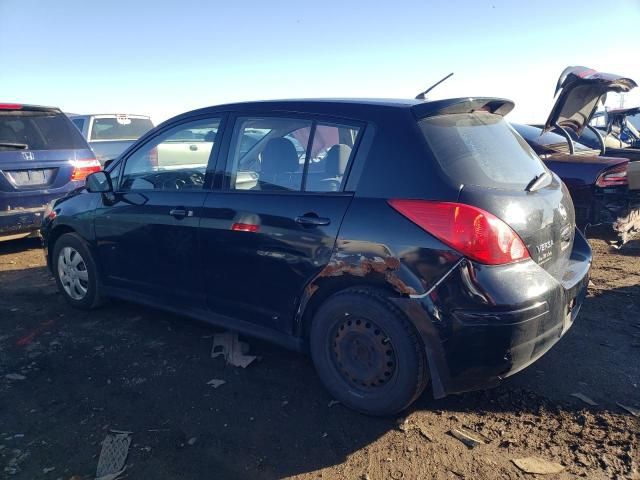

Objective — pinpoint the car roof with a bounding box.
[67,113,151,118]
[167,97,515,124]
[0,103,61,113]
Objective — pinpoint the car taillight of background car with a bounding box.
[70,159,102,181]
[596,162,629,188]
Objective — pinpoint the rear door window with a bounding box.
[304,123,360,192]
[419,113,546,189]
[0,110,88,151]
[228,117,312,191]
[227,117,360,192]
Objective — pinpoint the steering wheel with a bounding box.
[159,171,204,190]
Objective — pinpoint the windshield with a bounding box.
[419,113,546,190]
[0,110,88,151]
[90,117,153,141]
[627,113,640,130]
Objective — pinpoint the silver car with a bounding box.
[68,113,154,165]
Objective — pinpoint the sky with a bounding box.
[1,0,639,125]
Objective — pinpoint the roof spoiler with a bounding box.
[412,97,514,119]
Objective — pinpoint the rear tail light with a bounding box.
[231,223,260,232]
[596,163,628,187]
[388,200,530,265]
[0,103,23,110]
[70,159,102,181]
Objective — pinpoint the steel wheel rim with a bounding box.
[331,316,397,390]
[57,246,89,301]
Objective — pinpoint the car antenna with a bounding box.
[415,73,454,100]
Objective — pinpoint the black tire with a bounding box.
[310,287,429,416]
[52,232,104,310]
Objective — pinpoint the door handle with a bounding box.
[169,208,192,219]
[189,144,198,151]
[295,215,330,227]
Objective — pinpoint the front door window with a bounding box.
[120,118,222,191]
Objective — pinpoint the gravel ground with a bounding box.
[0,237,638,479]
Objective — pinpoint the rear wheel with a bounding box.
[53,233,104,309]
[310,288,429,416]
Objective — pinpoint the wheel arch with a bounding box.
[295,250,423,346]
[46,224,77,270]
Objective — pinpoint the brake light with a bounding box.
[0,103,22,110]
[231,223,259,232]
[70,159,102,181]
[388,200,530,265]
[596,163,628,188]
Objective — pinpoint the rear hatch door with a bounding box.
[543,66,637,135]
[419,111,575,280]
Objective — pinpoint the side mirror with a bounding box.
[103,158,114,169]
[86,171,113,193]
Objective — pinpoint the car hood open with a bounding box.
[543,66,637,135]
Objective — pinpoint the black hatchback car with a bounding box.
[42,98,592,415]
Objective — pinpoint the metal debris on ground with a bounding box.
[4,374,26,381]
[206,379,226,388]
[617,403,640,417]
[396,417,409,432]
[418,427,433,442]
[187,437,197,446]
[449,428,484,449]
[95,432,131,480]
[570,392,599,406]
[211,332,256,368]
[328,400,340,408]
[512,457,565,475]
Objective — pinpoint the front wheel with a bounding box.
[52,233,104,309]
[310,288,429,416]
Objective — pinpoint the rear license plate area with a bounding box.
[5,168,57,187]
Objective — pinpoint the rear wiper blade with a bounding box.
[525,171,550,192]
[0,142,28,149]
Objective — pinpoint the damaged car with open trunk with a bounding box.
[524,66,640,245]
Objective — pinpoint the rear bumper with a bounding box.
[0,182,81,239]
[0,206,46,237]
[393,230,592,398]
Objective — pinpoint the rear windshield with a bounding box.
[419,113,546,189]
[0,110,88,151]
[90,117,153,141]
[627,113,640,131]
[512,123,593,155]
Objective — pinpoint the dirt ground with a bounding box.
[0,237,638,480]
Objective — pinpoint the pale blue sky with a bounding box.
[1,0,638,124]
